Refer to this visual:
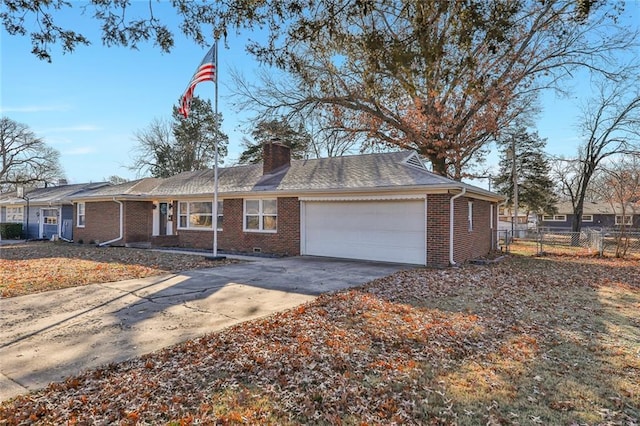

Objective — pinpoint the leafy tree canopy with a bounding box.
[130,96,228,178]
[237,118,310,164]
[493,123,557,216]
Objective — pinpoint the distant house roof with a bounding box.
[73,178,163,199]
[554,201,639,215]
[73,151,502,201]
[0,182,109,205]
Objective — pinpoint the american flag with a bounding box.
[178,45,216,118]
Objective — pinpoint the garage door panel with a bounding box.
[303,200,426,264]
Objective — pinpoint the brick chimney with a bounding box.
[263,140,291,175]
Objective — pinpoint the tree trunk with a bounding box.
[427,153,448,177]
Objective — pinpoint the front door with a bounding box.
[159,202,168,236]
[40,208,59,239]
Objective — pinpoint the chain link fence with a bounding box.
[495,229,640,259]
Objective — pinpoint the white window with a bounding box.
[543,215,566,222]
[178,201,222,230]
[6,206,23,223]
[582,214,593,222]
[42,209,58,225]
[615,215,632,226]
[244,199,277,232]
[77,203,85,227]
[468,201,473,231]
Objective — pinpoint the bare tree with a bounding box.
[555,78,640,233]
[129,97,228,178]
[129,117,176,178]
[0,117,65,191]
[592,156,640,256]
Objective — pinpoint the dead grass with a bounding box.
[0,241,237,298]
[1,251,638,424]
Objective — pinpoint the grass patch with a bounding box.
[0,241,237,297]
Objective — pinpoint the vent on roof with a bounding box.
[403,153,427,170]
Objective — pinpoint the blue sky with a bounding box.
[1,1,638,187]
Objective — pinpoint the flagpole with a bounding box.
[213,37,219,258]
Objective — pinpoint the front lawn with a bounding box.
[0,241,236,298]
[1,254,638,424]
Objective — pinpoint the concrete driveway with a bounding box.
[0,256,410,401]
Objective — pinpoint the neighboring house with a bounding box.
[497,206,532,231]
[0,182,109,240]
[539,200,640,230]
[72,144,504,266]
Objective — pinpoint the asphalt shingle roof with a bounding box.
[0,182,108,205]
[70,151,499,200]
[149,151,460,197]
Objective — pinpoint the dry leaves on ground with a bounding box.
[0,242,237,298]
[1,254,638,425]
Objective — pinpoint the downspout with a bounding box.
[98,198,123,247]
[449,187,466,266]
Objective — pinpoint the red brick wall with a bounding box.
[426,194,496,267]
[452,197,494,263]
[74,201,120,245]
[426,194,450,266]
[263,142,291,174]
[177,197,300,256]
[123,201,153,243]
[74,201,153,245]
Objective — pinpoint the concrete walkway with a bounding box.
[0,256,409,401]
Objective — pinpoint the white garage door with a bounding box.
[302,200,426,264]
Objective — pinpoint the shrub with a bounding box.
[0,223,23,239]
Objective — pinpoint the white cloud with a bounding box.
[41,125,101,133]
[64,146,96,155]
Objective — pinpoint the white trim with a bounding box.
[543,214,566,222]
[402,152,427,170]
[301,199,427,265]
[582,214,593,222]
[5,206,24,223]
[299,194,427,202]
[615,215,633,226]
[300,201,307,255]
[424,197,428,265]
[77,202,85,228]
[243,199,277,233]
[39,207,61,239]
[468,201,474,232]
[177,200,223,231]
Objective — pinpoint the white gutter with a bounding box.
[449,187,466,266]
[98,198,123,247]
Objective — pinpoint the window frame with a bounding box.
[542,214,567,222]
[177,200,224,230]
[77,202,85,228]
[243,199,278,233]
[42,208,58,225]
[468,201,473,232]
[582,214,593,222]
[6,206,24,223]
[615,215,633,226]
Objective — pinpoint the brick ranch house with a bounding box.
[71,144,503,266]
